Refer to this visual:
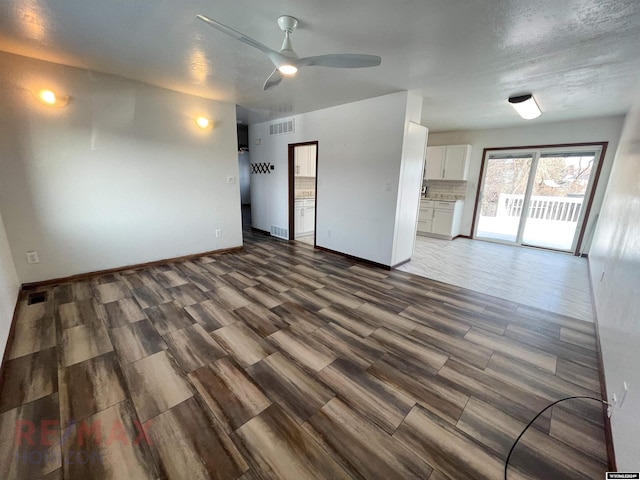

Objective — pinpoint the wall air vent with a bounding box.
[270,225,289,240]
[269,119,295,136]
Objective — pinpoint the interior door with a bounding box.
[289,141,319,244]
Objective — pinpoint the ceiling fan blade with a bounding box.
[263,69,283,91]
[196,15,286,66]
[295,54,381,69]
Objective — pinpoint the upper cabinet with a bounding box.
[424,144,471,180]
[295,145,317,177]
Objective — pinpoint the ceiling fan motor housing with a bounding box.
[277,15,299,33]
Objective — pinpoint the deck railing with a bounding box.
[497,194,584,222]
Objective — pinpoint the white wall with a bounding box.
[0,52,242,284]
[0,212,20,359]
[427,116,625,240]
[391,114,427,266]
[588,103,640,469]
[249,92,415,266]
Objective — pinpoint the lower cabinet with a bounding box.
[294,204,303,234]
[303,205,315,233]
[432,208,454,236]
[295,198,315,235]
[417,200,464,239]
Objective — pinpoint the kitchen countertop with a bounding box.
[422,195,465,201]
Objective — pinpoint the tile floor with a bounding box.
[295,234,315,246]
[398,236,594,322]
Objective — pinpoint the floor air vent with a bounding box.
[27,291,47,305]
[270,225,289,240]
[269,119,295,136]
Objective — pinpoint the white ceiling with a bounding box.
[1,0,639,131]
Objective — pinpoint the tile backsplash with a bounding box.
[425,180,468,200]
[295,177,316,191]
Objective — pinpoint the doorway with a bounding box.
[288,142,318,245]
[473,143,606,254]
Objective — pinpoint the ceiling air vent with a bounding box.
[269,119,295,136]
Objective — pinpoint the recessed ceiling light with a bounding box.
[195,116,210,129]
[508,94,541,119]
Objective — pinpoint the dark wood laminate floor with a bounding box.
[0,227,607,479]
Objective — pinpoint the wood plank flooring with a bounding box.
[0,228,607,479]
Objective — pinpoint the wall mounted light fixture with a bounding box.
[508,94,541,119]
[195,116,211,129]
[35,89,69,107]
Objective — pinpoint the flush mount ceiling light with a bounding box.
[508,94,541,119]
[195,116,211,129]
[36,89,69,107]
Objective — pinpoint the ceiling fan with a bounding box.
[196,14,382,90]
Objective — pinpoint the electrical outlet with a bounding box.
[226,176,236,184]
[327,229,331,238]
[607,381,629,417]
[215,229,222,238]
[26,251,40,264]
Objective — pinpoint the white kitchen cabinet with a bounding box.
[308,146,317,177]
[294,200,304,233]
[417,200,464,239]
[417,205,433,233]
[295,198,315,235]
[295,146,308,176]
[294,145,317,177]
[432,208,454,235]
[424,147,445,180]
[303,199,315,233]
[424,145,471,180]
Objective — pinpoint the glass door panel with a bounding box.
[475,155,533,243]
[522,152,596,251]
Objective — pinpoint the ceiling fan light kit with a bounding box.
[196,14,381,90]
[508,94,542,119]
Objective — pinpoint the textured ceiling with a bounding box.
[0,0,639,131]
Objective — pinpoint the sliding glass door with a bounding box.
[474,145,602,253]
[521,151,596,250]
[475,154,533,243]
